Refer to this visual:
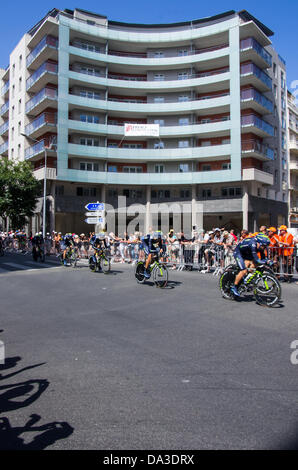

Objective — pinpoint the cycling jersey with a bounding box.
[63,236,74,248]
[141,235,163,256]
[234,236,267,270]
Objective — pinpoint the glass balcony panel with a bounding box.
[240,63,272,89]
[241,140,274,160]
[240,38,272,67]
[1,81,9,96]
[0,101,9,115]
[0,121,9,135]
[0,141,8,154]
[240,88,273,112]
[25,140,45,159]
[26,62,58,90]
[27,35,58,67]
[25,112,57,135]
[241,115,274,136]
[25,87,58,113]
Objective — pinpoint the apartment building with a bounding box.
[287,90,298,227]
[0,8,289,234]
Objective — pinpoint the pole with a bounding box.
[42,148,47,239]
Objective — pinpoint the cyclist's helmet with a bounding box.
[153,230,163,239]
[255,233,270,246]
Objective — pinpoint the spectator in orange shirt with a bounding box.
[278,225,294,282]
[268,227,280,276]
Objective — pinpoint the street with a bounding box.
[0,254,298,449]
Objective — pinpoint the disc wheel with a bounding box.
[254,274,281,307]
[100,256,110,274]
[135,262,146,284]
[152,264,168,288]
[219,269,236,300]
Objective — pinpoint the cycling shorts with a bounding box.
[233,250,246,270]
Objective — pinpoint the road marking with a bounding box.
[2,262,27,270]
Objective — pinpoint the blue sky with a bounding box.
[1,0,297,91]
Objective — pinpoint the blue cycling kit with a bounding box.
[141,235,163,256]
[234,237,267,270]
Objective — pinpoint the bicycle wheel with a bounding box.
[152,263,168,288]
[254,274,281,307]
[219,269,236,300]
[135,262,146,284]
[100,256,110,274]
[89,256,97,272]
[70,253,77,267]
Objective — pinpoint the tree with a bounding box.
[0,159,41,229]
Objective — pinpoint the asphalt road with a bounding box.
[0,254,298,450]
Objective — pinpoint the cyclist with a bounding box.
[90,232,109,269]
[31,232,44,260]
[231,233,272,297]
[62,233,75,266]
[141,231,165,278]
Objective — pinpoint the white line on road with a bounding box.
[2,262,27,270]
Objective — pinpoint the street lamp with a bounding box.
[21,133,55,239]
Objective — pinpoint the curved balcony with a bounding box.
[0,101,9,118]
[69,43,229,68]
[240,37,272,68]
[68,117,231,139]
[240,87,273,115]
[241,114,274,137]
[0,121,9,137]
[67,142,231,162]
[0,141,8,156]
[68,68,230,93]
[241,140,274,161]
[26,35,58,70]
[59,167,234,185]
[68,93,230,115]
[25,112,57,139]
[240,63,272,92]
[26,87,58,116]
[26,61,58,93]
[60,12,236,46]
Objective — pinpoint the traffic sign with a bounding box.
[85,211,104,218]
[85,217,104,224]
[85,202,105,211]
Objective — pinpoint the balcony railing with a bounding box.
[0,121,9,135]
[106,116,230,127]
[26,61,58,90]
[25,140,46,159]
[241,114,274,136]
[240,87,273,113]
[0,141,9,154]
[0,101,9,116]
[240,38,272,67]
[241,140,274,160]
[240,63,272,89]
[25,112,57,135]
[107,43,229,59]
[1,81,9,96]
[25,87,58,114]
[26,35,58,68]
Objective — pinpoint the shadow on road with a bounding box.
[0,356,74,449]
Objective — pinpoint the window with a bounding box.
[77,187,96,196]
[202,164,211,171]
[12,106,14,119]
[19,55,22,69]
[18,121,21,135]
[202,189,212,198]
[19,77,22,92]
[79,137,99,146]
[18,144,21,158]
[179,118,189,125]
[178,72,188,80]
[79,90,100,100]
[222,162,231,170]
[123,166,143,173]
[201,141,211,147]
[108,166,117,172]
[18,99,21,113]
[123,143,143,149]
[178,50,188,56]
[178,140,189,148]
[108,143,118,148]
[178,95,189,102]
[12,85,15,98]
[80,114,99,124]
[273,63,277,77]
[108,189,118,197]
[154,96,164,103]
[154,51,164,58]
[11,127,14,140]
[123,189,143,199]
[179,163,189,172]
[222,138,230,144]
[154,74,164,81]
[180,189,190,198]
[12,64,15,78]
[80,162,99,171]
[154,119,164,126]
[154,141,164,149]
[55,185,64,196]
[274,84,277,98]
[201,118,211,124]
[155,164,164,173]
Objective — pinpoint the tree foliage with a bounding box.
[0,159,41,228]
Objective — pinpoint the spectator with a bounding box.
[278,225,294,282]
